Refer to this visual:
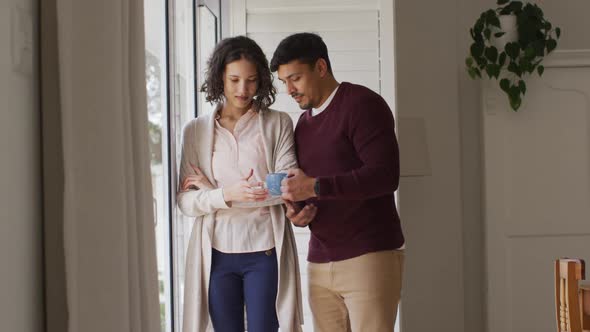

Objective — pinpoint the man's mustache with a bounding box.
[290,93,303,98]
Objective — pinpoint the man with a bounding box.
[270,33,405,332]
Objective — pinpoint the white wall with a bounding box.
[541,0,590,50]
[0,0,43,331]
[396,0,590,331]
[395,1,465,330]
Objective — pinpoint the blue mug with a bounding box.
[265,173,287,196]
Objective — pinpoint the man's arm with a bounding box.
[284,200,317,227]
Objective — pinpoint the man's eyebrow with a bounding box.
[283,73,300,80]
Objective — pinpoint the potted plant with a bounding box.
[465,0,561,111]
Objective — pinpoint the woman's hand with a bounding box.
[181,164,215,191]
[222,169,269,203]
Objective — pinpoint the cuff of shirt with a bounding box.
[209,188,230,209]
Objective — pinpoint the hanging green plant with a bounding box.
[465,0,561,111]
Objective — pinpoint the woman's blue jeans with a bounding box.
[209,248,279,332]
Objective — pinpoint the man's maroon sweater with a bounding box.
[295,82,405,263]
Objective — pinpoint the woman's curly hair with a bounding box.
[200,36,276,111]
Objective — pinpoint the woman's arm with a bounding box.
[176,121,230,217]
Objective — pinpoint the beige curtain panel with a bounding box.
[40,1,161,331]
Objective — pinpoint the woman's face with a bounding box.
[223,58,259,111]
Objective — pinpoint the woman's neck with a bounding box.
[219,103,250,121]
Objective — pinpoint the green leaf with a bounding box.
[523,3,537,17]
[476,56,488,68]
[474,68,482,78]
[518,80,526,95]
[509,1,524,13]
[508,86,522,110]
[547,39,558,53]
[494,32,506,38]
[484,28,492,40]
[507,61,522,77]
[499,52,507,66]
[485,64,501,79]
[485,46,499,63]
[544,22,552,31]
[470,42,485,58]
[507,61,517,73]
[500,78,511,92]
[485,65,494,79]
[488,15,501,29]
[517,15,537,46]
[518,57,531,73]
[493,65,501,78]
[533,40,546,57]
[537,65,545,76]
[474,18,485,35]
[466,57,474,67]
[468,67,482,79]
[556,27,562,39]
[505,42,520,59]
[532,3,544,18]
[497,0,509,5]
[485,9,496,19]
[527,63,536,74]
[509,94,522,111]
[524,46,536,60]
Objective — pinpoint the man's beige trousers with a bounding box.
[307,250,404,332]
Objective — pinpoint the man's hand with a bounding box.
[281,168,317,202]
[284,200,317,227]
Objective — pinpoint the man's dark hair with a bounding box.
[201,36,276,111]
[270,33,333,74]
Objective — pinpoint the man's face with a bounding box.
[277,60,323,110]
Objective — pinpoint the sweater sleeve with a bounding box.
[176,120,231,217]
[317,94,400,200]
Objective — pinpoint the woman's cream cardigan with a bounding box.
[177,108,304,332]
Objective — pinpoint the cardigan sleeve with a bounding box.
[176,120,230,217]
[274,111,299,173]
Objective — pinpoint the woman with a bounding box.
[177,36,304,332]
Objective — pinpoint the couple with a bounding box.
[177,33,405,332]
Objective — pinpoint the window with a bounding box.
[143,0,171,330]
[144,1,219,331]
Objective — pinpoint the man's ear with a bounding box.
[315,58,329,78]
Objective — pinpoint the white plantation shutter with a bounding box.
[246,3,381,124]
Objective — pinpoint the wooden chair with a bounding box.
[555,258,589,332]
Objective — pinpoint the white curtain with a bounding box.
[41,1,161,331]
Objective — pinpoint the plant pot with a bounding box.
[492,14,518,51]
